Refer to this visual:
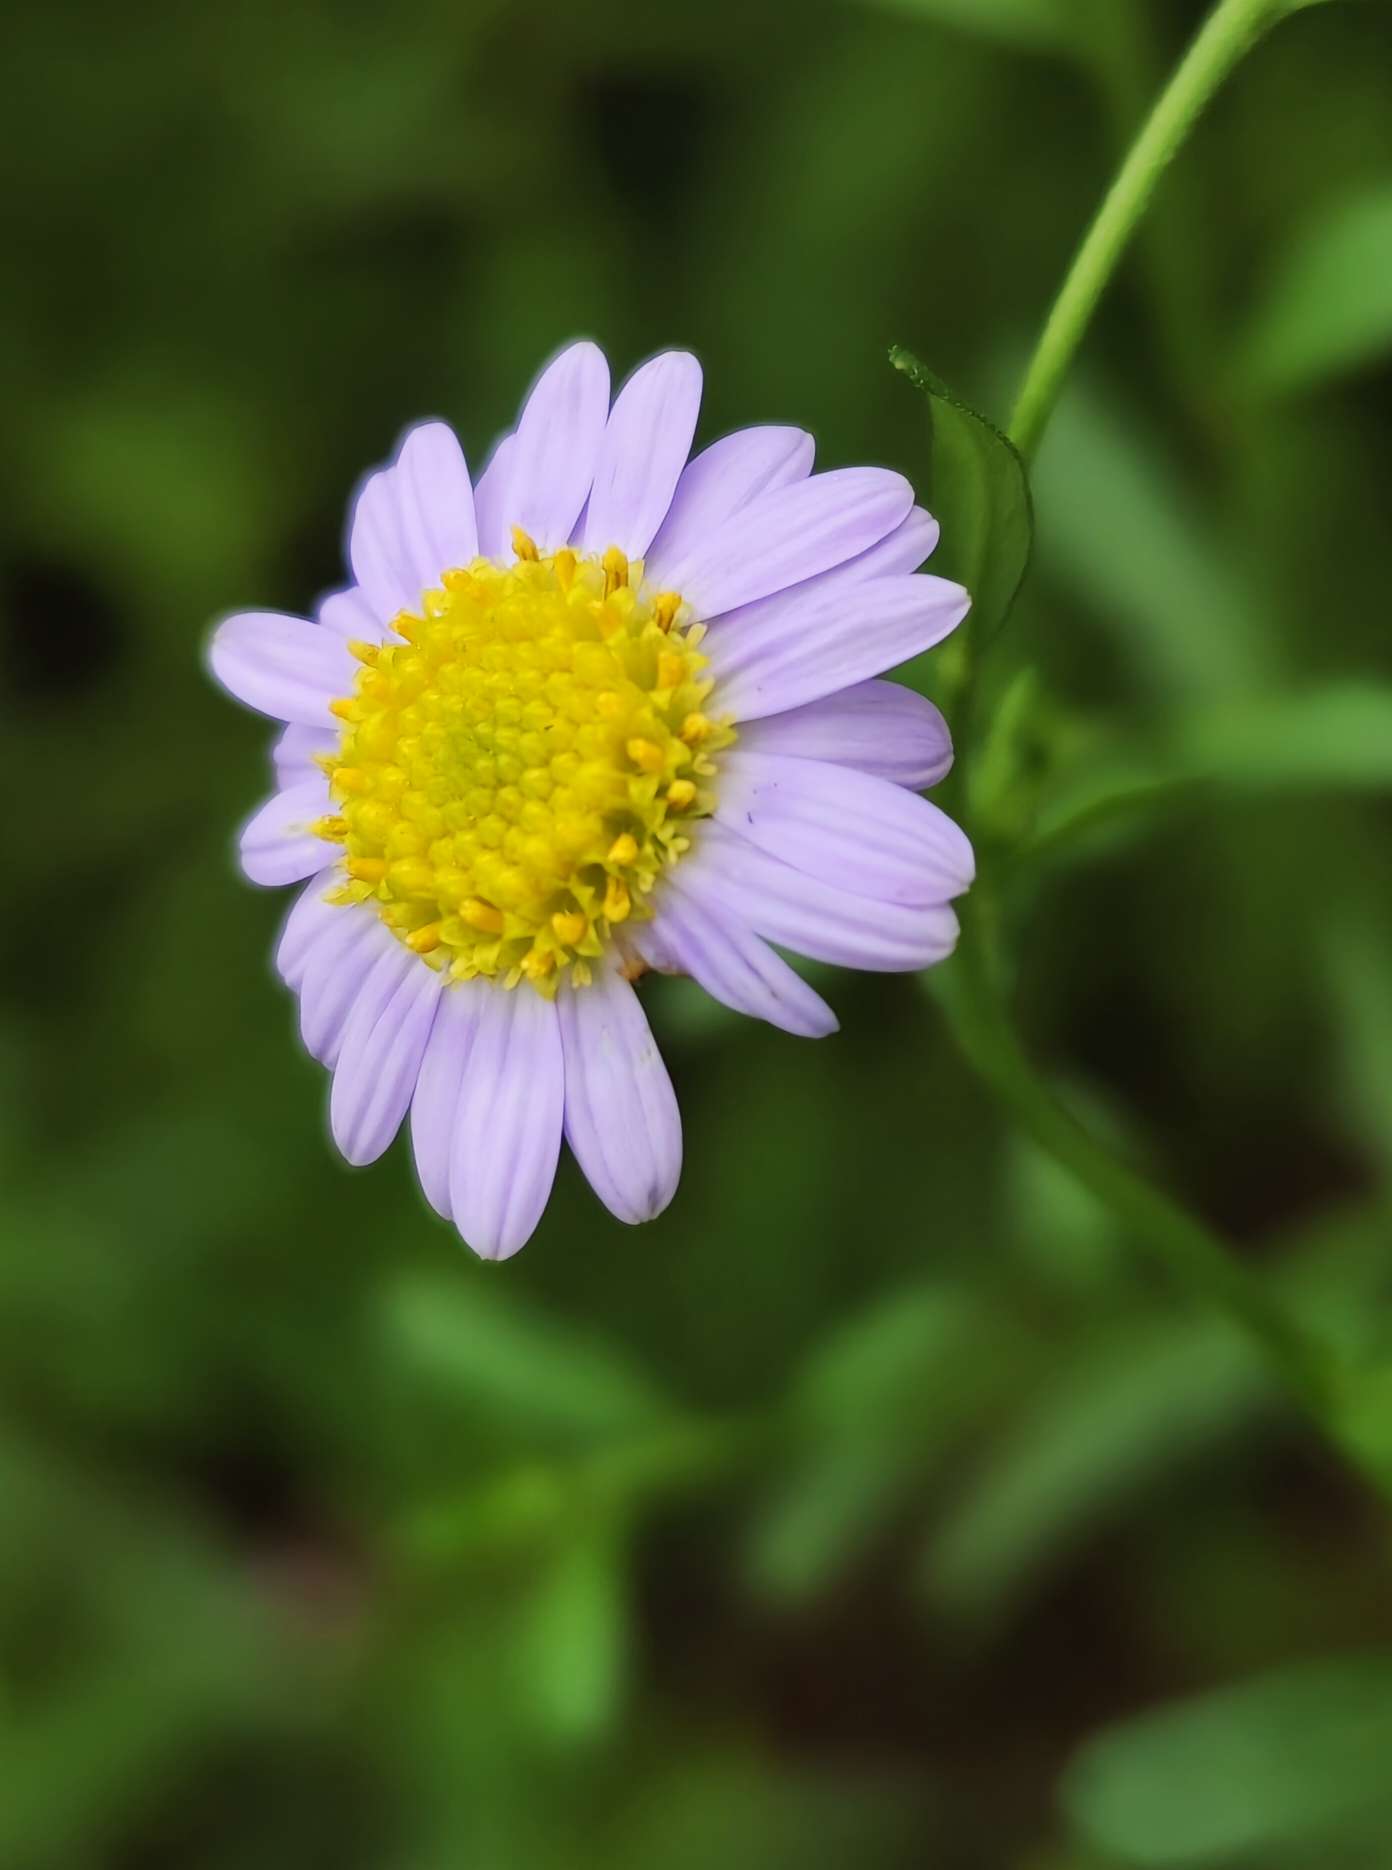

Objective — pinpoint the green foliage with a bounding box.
[388,1271,673,1445]
[1240,179,1392,394]
[921,1315,1276,1625]
[747,1283,1016,1597]
[515,1524,631,1745]
[890,344,1035,642]
[1031,379,1267,699]
[1026,681,1392,863]
[858,0,1072,52]
[1063,1654,1392,1865]
[5,0,1392,1864]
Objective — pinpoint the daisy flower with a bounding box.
[209,343,973,1259]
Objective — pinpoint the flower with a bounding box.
[209,342,973,1259]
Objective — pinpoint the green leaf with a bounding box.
[1026,683,1392,864]
[747,1285,1023,1599]
[747,1437,923,1600]
[1063,1653,1392,1866]
[858,0,1070,52]
[1033,378,1266,700]
[386,1271,671,1445]
[890,344,1034,640]
[515,1525,629,1745]
[1240,180,1392,394]
[922,1316,1274,1624]
[1179,683,1392,791]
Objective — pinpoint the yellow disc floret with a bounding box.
[315,534,734,994]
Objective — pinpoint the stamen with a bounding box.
[626,738,665,775]
[461,898,504,935]
[317,540,736,992]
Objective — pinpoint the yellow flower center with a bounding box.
[314,532,734,994]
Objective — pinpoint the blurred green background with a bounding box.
[6,0,1392,1863]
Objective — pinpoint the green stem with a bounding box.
[936,0,1381,1489]
[1008,0,1282,461]
[937,904,1335,1420]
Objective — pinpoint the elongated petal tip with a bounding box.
[448,986,564,1260]
[557,966,682,1226]
[238,778,332,887]
[209,610,352,726]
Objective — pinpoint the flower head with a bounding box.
[209,343,972,1258]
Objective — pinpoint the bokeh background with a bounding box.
[6,0,1392,1863]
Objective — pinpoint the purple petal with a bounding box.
[391,420,478,574]
[238,777,333,887]
[557,965,682,1225]
[643,879,838,1038]
[715,750,973,905]
[580,351,703,560]
[349,475,414,624]
[508,342,611,552]
[645,426,814,580]
[298,910,396,1067]
[409,984,484,1219]
[707,572,968,721]
[272,721,335,787]
[276,870,342,989]
[856,505,940,575]
[349,421,477,623]
[655,468,913,619]
[701,505,945,644]
[735,679,953,790]
[330,945,443,1166]
[697,503,946,702]
[316,585,386,644]
[681,821,961,972]
[448,984,564,1260]
[472,432,516,561]
[208,611,354,727]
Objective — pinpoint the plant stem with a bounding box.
[935,0,1384,1492]
[937,905,1335,1420]
[1008,0,1281,461]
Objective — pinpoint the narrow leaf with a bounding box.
[890,344,1033,639]
[1240,180,1392,395]
[922,1317,1273,1623]
[1063,1654,1392,1866]
[1027,682,1392,863]
[387,1271,671,1444]
[515,1526,629,1744]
